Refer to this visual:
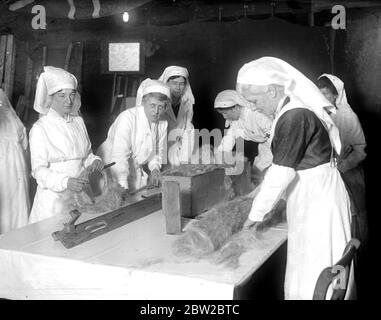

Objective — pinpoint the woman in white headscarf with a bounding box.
[237,57,353,300]
[29,66,103,224]
[158,66,195,166]
[214,89,273,173]
[97,79,171,192]
[0,89,30,233]
[317,74,367,289]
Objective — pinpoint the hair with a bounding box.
[215,105,239,112]
[142,92,170,102]
[167,75,187,83]
[317,76,338,95]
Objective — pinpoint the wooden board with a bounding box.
[163,181,182,235]
[52,193,162,249]
[22,44,34,121]
[69,42,83,91]
[15,95,25,118]
[228,159,251,197]
[4,34,16,100]
[162,167,229,218]
[0,35,7,87]
[64,42,73,71]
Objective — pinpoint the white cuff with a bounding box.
[248,163,295,222]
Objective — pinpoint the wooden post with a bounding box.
[42,45,47,66]
[110,72,117,113]
[70,42,83,91]
[64,42,73,70]
[309,0,315,27]
[4,35,16,101]
[163,181,182,235]
[0,35,7,88]
[23,43,33,122]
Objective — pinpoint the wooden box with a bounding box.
[162,166,229,218]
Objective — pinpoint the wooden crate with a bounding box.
[227,159,251,197]
[162,167,229,218]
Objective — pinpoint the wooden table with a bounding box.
[0,205,287,300]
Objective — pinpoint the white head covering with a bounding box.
[158,66,195,106]
[135,78,171,107]
[0,88,28,149]
[214,89,254,109]
[318,74,349,111]
[33,66,81,115]
[318,73,366,151]
[236,57,341,154]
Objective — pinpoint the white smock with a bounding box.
[0,89,30,233]
[238,57,354,300]
[214,90,273,171]
[29,66,101,223]
[158,66,195,165]
[98,79,169,191]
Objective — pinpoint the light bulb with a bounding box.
[123,11,129,23]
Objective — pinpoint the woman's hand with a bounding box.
[243,218,257,229]
[87,159,104,173]
[150,169,161,187]
[67,177,88,192]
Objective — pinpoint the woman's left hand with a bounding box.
[150,169,161,187]
[87,159,104,173]
[243,218,257,229]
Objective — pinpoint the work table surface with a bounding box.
[0,198,287,300]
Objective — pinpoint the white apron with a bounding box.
[165,102,194,166]
[97,107,165,192]
[271,101,354,300]
[99,139,149,192]
[29,158,85,223]
[29,111,100,224]
[0,135,30,233]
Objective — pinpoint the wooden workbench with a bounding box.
[0,199,287,300]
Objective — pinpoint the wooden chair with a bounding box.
[313,238,360,300]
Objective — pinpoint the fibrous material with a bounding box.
[172,196,286,268]
[172,196,253,258]
[164,164,222,177]
[61,181,129,215]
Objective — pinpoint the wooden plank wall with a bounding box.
[0,34,16,101]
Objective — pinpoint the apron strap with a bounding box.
[330,147,337,168]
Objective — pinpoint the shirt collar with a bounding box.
[239,106,250,121]
[275,96,290,117]
[47,108,74,123]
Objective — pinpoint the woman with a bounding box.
[317,74,367,242]
[214,89,273,174]
[158,66,195,166]
[29,66,103,223]
[0,89,30,233]
[317,74,368,292]
[97,79,171,192]
[238,57,353,299]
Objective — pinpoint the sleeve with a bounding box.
[271,110,310,168]
[248,110,310,222]
[217,122,238,152]
[148,121,168,172]
[252,110,273,139]
[337,113,367,173]
[180,106,195,161]
[108,114,133,188]
[254,140,273,171]
[29,124,70,192]
[185,104,194,131]
[76,118,102,168]
[248,164,296,222]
